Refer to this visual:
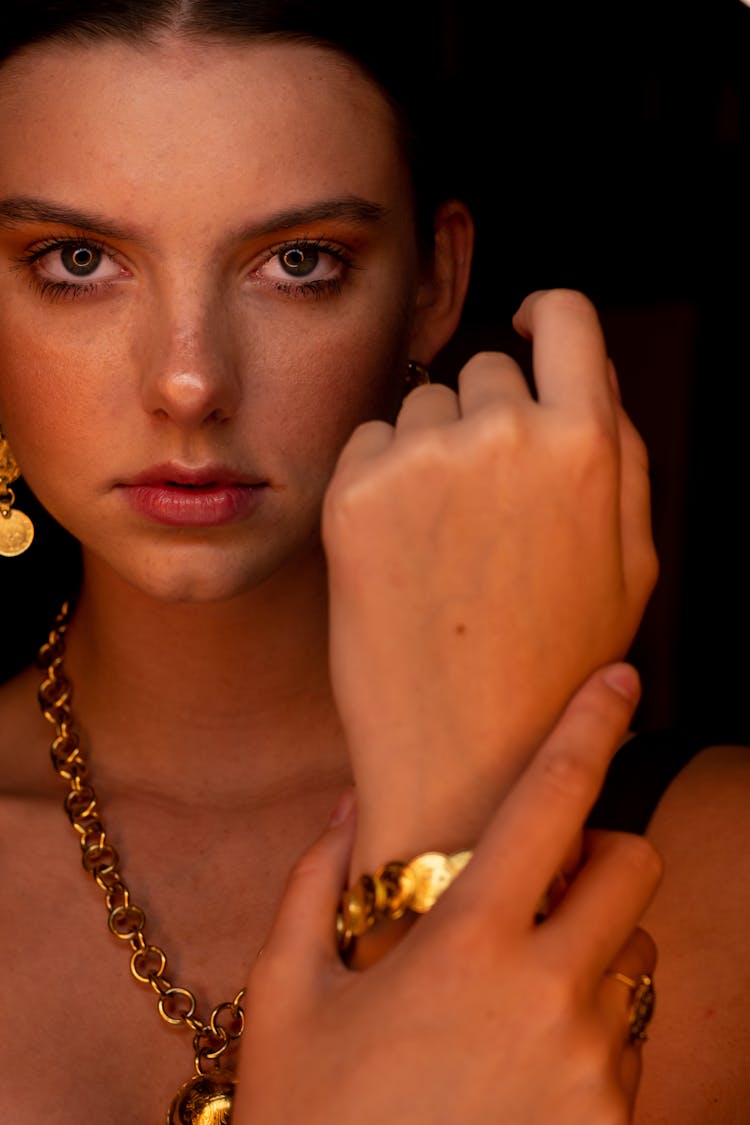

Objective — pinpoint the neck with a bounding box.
[55,546,351,806]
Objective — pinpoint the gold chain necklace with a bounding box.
[38,601,244,1124]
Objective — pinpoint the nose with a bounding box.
[140,290,241,427]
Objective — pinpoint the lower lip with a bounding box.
[121,483,266,527]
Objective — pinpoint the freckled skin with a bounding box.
[0,37,435,603]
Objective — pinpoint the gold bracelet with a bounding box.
[336,849,473,962]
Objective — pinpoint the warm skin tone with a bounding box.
[0,33,747,1125]
[0,36,461,1121]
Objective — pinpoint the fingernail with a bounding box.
[329,786,356,827]
[603,663,641,702]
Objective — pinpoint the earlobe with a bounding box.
[410,200,474,363]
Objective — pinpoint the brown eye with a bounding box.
[61,245,101,276]
[280,246,318,277]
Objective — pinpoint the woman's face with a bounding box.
[0,36,451,601]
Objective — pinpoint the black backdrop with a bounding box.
[434,0,749,740]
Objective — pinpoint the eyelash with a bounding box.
[256,238,353,300]
[13,235,118,302]
[13,235,354,303]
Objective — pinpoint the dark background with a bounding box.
[434,0,749,741]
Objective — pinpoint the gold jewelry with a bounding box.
[608,972,655,1042]
[404,359,431,390]
[336,849,473,962]
[0,429,34,557]
[37,602,244,1124]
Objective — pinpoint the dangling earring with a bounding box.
[404,359,431,391]
[0,429,34,557]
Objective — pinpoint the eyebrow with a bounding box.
[0,196,142,241]
[235,197,388,240]
[0,194,388,243]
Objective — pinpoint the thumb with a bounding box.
[262,788,356,982]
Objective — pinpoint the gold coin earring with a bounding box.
[404,359,431,392]
[0,429,34,557]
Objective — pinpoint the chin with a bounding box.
[87,531,322,605]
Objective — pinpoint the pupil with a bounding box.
[62,245,100,276]
[281,247,317,277]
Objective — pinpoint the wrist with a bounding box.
[337,848,474,967]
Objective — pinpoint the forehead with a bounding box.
[0,37,407,232]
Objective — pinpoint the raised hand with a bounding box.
[323,289,658,870]
[235,665,661,1125]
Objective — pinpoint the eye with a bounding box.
[256,242,346,287]
[60,244,101,276]
[33,240,125,284]
[278,246,319,277]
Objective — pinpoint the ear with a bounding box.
[409,200,474,363]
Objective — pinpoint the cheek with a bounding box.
[0,295,132,448]
[245,283,416,462]
[0,337,135,536]
[0,342,102,471]
[256,341,401,502]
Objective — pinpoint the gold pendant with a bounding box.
[167,1071,236,1124]
[0,508,34,556]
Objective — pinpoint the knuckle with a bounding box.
[408,381,457,407]
[627,925,659,972]
[285,844,328,892]
[560,413,615,469]
[640,540,660,596]
[470,403,528,451]
[625,539,659,617]
[531,965,580,1026]
[610,832,664,887]
[538,742,602,802]
[322,467,390,548]
[536,287,597,321]
[459,349,509,378]
[321,482,361,556]
[630,427,651,473]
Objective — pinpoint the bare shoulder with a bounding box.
[636,744,750,1124]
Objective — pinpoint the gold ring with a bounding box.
[609,972,655,1042]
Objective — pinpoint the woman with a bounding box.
[0,3,746,1122]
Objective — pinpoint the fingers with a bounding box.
[397,353,529,432]
[602,926,658,1110]
[512,289,616,427]
[448,663,641,926]
[607,925,658,983]
[612,364,659,605]
[257,789,356,991]
[456,351,531,413]
[546,831,662,980]
[396,382,460,432]
[331,419,394,480]
[337,291,622,471]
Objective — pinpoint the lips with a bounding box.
[125,462,258,488]
[119,463,267,527]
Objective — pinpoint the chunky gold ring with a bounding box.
[609,972,655,1042]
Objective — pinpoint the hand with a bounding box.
[322,289,658,870]
[234,665,661,1125]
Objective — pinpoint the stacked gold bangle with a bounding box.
[336,849,473,962]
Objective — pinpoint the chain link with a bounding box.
[38,602,245,1075]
